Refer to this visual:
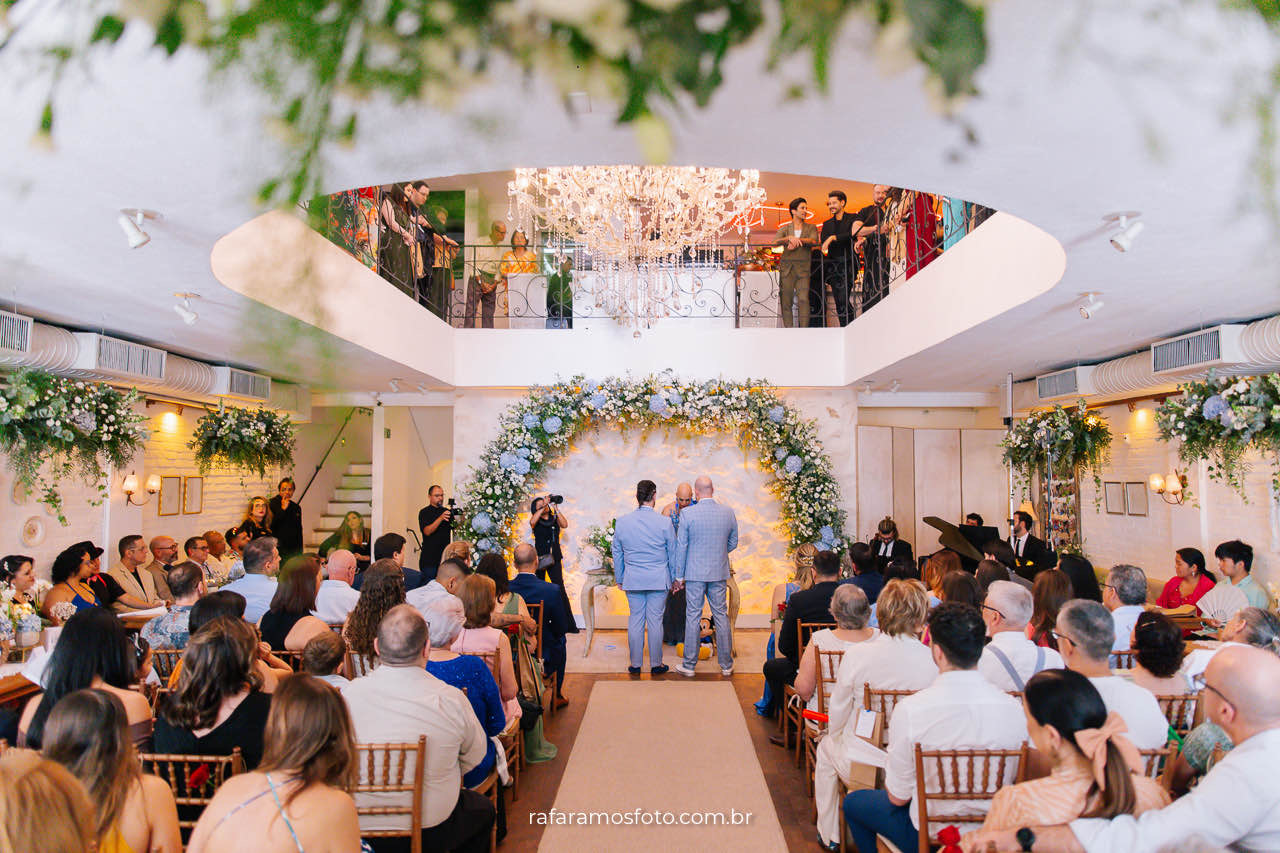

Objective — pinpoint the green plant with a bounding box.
[1001,399,1113,496]
[189,404,297,479]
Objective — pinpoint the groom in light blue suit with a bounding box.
[674,475,738,676]
[613,479,677,675]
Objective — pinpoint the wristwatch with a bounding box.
[1016,827,1035,851]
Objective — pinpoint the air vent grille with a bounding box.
[96,337,166,380]
[1151,325,1245,375]
[0,310,32,354]
[228,369,271,400]
[1037,371,1078,399]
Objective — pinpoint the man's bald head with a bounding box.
[676,483,692,500]
[375,604,429,666]
[514,543,538,572]
[693,476,713,498]
[149,536,178,564]
[1206,646,1280,736]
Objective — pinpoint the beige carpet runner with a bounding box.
[537,680,787,852]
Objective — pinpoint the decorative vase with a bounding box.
[16,629,39,648]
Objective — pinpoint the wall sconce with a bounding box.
[1149,470,1187,504]
[122,472,162,506]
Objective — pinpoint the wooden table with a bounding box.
[0,674,39,710]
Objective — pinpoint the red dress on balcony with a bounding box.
[903,191,940,279]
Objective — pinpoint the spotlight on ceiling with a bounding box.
[889,379,902,393]
[118,209,162,249]
[1078,292,1105,320]
[173,292,200,326]
[389,379,402,393]
[1102,211,1143,253]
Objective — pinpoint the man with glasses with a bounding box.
[141,535,178,604]
[962,645,1280,852]
[184,535,227,588]
[977,581,1062,692]
[1101,564,1148,653]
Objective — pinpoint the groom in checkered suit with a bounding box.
[674,475,738,676]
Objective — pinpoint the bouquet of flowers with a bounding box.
[190,403,297,478]
[49,601,77,626]
[580,520,617,586]
[1001,400,1112,494]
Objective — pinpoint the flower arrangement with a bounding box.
[48,601,77,626]
[0,369,148,523]
[1001,400,1113,494]
[190,404,297,479]
[458,375,848,557]
[580,520,617,586]
[1155,373,1280,497]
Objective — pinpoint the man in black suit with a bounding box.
[764,550,842,733]
[1008,510,1055,580]
[870,517,913,570]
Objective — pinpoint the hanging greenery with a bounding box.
[1001,400,1113,494]
[189,405,297,479]
[1155,373,1280,498]
[0,370,149,524]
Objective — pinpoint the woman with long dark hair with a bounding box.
[1057,553,1103,602]
[1156,547,1216,609]
[980,669,1169,830]
[258,555,329,652]
[239,496,274,542]
[319,511,371,571]
[1027,568,1073,649]
[475,551,535,635]
[0,554,38,608]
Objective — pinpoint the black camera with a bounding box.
[548,494,564,504]
[446,497,462,516]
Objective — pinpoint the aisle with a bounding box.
[537,680,787,852]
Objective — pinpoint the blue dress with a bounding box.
[754,582,799,715]
[426,655,504,787]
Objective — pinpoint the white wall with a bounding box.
[376,406,453,562]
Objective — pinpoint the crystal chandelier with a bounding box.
[507,165,766,331]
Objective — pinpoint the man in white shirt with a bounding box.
[342,604,493,851]
[1102,564,1147,653]
[843,602,1027,853]
[978,581,1063,692]
[311,556,361,624]
[220,536,280,624]
[1056,599,1168,750]
[406,559,469,618]
[960,645,1280,853]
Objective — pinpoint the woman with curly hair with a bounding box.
[341,560,406,676]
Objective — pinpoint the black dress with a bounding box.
[533,515,578,634]
[268,496,303,558]
[259,609,306,651]
[154,691,272,769]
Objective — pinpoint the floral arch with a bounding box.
[458,375,848,555]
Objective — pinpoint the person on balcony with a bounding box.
[774,197,818,328]
[465,220,507,329]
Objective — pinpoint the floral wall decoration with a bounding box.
[189,404,297,480]
[1156,374,1280,499]
[1000,400,1113,494]
[0,370,148,524]
[458,375,848,557]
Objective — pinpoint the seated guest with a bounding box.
[939,569,982,607]
[302,631,351,690]
[815,579,937,847]
[883,557,920,583]
[509,543,571,709]
[756,545,816,714]
[0,749,96,851]
[764,549,842,723]
[312,549,362,624]
[978,581,1063,692]
[982,539,1019,576]
[222,526,250,580]
[979,669,1170,832]
[168,591,292,692]
[422,596,506,788]
[976,559,1011,594]
[155,616,274,768]
[963,646,1280,852]
[238,496,274,541]
[43,688,181,853]
[341,604,494,853]
[441,540,474,570]
[1103,563,1150,652]
[142,536,180,603]
[189,674,362,853]
[0,553,39,608]
[140,561,205,650]
[1215,539,1269,609]
[360,532,422,592]
[1057,553,1102,602]
[1126,611,1190,694]
[19,608,153,750]
[108,534,167,611]
[476,552,536,634]
[258,554,330,652]
[43,543,144,621]
[1055,599,1169,749]
[840,542,884,604]
[221,536,281,624]
[407,557,469,616]
[184,534,227,588]
[870,517,912,569]
[203,529,236,577]
[1027,568,1073,649]
[452,574,521,721]
[318,511,371,572]
[923,550,962,604]
[794,585,877,711]
[342,561,407,676]
[843,603,1027,853]
[1154,547,1214,611]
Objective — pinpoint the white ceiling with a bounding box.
[1,1,1278,393]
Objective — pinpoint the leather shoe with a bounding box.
[627,666,642,675]
[650,664,669,675]
[769,731,792,748]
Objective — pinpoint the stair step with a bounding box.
[340,475,372,489]
[333,488,372,501]
[348,463,373,476]
[318,514,371,528]
[327,502,372,515]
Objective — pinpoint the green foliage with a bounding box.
[189,405,297,479]
[1001,400,1113,496]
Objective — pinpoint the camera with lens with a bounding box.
[447,497,464,516]
[548,495,564,505]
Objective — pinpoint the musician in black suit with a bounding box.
[762,550,841,727]
[1009,510,1055,580]
[870,516,913,569]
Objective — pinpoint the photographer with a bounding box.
[529,495,578,635]
[417,485,453,582]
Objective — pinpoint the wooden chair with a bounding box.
[471,768,501,853]
[525,602,556,717]
[1112,649,1136,669]
[346,649,378,678]
[780,621,835,762]
[275,650,306,672]
[862,686,917,750]
[457,648,524,801]
[354,736,427,853]
[150,648,183,682]
[139,747,245,836]
[1137,745,1177,791]
[1155,691,1203,739]
[803,648,846,799]
[913,744,1027,853]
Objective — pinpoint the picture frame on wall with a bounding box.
[1103,482,1125,515]
[158,476,182,516]
[183,477,203,514]
[1124,481,1149,517]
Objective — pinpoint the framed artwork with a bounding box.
[1124,482,1149,517]
[183,477,204,514]
[1103,482,1125,515]
[158,476,182,516]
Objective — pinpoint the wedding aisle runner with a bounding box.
[537,681,787,852]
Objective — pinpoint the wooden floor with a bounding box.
[504,670,819,852]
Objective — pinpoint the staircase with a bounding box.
[307,462,373,550]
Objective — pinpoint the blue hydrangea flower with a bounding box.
[476,538,494,552]
[1202,395,1229,420]
[767,405,785,424]
[516,447,531,458]
[819,525,834,541]
[648,394,670,415]
[498,451,518,470]
[1219,412,1235,428]
[666,390,683,405]
[774,447,787,461]
[522,413,540,429]
[588,392,608,409]
[513,457,531,475]
[784,455,803,474]
[543,415,563,433]
[471,512,494,534]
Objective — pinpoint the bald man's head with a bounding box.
[514,543,538,572]
[676,483,692,499]
[375,604,429,666]
[1205,645,1280,736]
[694,476,713,498]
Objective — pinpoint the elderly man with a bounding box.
[674,475,738,678]
[108,534,167,611]
[220,536,280,624]
[140,561,205,650]
[962,645,1280,852]
[1103,564,1148,652]
[1055,599,1168,749]
[406,558,469,617]
[183,535,227,588]
[141,536,179,603]
[661,481,695,645]
[312,549,362,624]
[509,543,571,707]
[614,479,677,675]
[978,581,1063,691]
[342,604,493,853]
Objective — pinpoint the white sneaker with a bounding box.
[675,662,697,677]
[721,666,734,676]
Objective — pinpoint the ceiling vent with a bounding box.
[1036,366,1096,401]
[70,333,166,381]
[211,365,271,401]
[0,309,33,357]
[1151,325,1246,375]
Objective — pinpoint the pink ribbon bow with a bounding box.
[1074,712,1143,790]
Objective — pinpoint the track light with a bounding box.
[1078,292,1105,320]
[1102,211,1143,253]
[888,379,901,393]
[173,293,200,326]
[118,209,161,249]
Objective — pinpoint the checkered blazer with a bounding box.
[675,498,738,582]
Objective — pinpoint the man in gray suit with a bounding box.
[674,475,739,676]
[613,479,677,675]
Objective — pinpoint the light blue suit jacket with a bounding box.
[675,498,738,582]
[613,506,676,591]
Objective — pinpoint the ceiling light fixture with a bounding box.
[118,208,162,249]
[1102,211,1144,253]
[389,379,402,392]
[173,292,200,326]
[889,379,902,393]
[1078,292,1105,320]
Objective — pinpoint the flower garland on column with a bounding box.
[457,375,848,556]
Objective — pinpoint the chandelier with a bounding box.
[507,165,766,331]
